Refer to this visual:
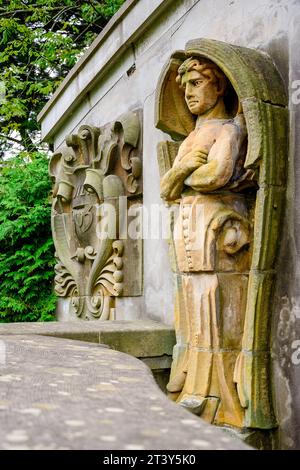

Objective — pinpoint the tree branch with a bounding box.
[0,133,22,144]
[0,7,65,17]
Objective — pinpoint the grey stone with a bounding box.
[0,320,175,358]
[36,0,300,448]
[0,334,250,450]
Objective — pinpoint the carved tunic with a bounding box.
[172,115,249,271]
[167,115,250,427]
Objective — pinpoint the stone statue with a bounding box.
[156,39,288,434]
[160,56,250,428]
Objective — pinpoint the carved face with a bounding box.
[181,69,223,116]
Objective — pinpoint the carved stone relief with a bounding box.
[155,39,288,431]
[49,111,143,320]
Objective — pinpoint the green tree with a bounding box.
[0,152,56,322]
[0,0,125,156]
[0,1,125,321]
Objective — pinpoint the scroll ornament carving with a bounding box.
[49,111,142,320]
[156,39,288,432]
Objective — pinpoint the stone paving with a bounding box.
[0,333,250,450]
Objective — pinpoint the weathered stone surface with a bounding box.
[37,0,300,449]
[0,335,250,450]
[50,111,143,321]
[0,320,175,358]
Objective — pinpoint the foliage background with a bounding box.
[0,153,56,322]
[0,0,125,322]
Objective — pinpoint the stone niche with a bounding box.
[38,0,300,450]
[155,37,287,445]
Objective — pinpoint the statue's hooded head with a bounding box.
[176,57,229,116]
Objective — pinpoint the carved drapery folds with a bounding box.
[50,111,143,320]
[155,39,288,431]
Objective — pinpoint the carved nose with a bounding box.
[185,83,193,98]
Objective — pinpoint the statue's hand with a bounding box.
[175,150,208,175]
[160,150,207,201]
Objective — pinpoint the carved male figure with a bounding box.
[160,57,250,427]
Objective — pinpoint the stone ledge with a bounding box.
[37,0,181,141]
[0,320,175,358]
[0,334,250,450]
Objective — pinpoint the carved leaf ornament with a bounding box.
[49,112,142,320]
